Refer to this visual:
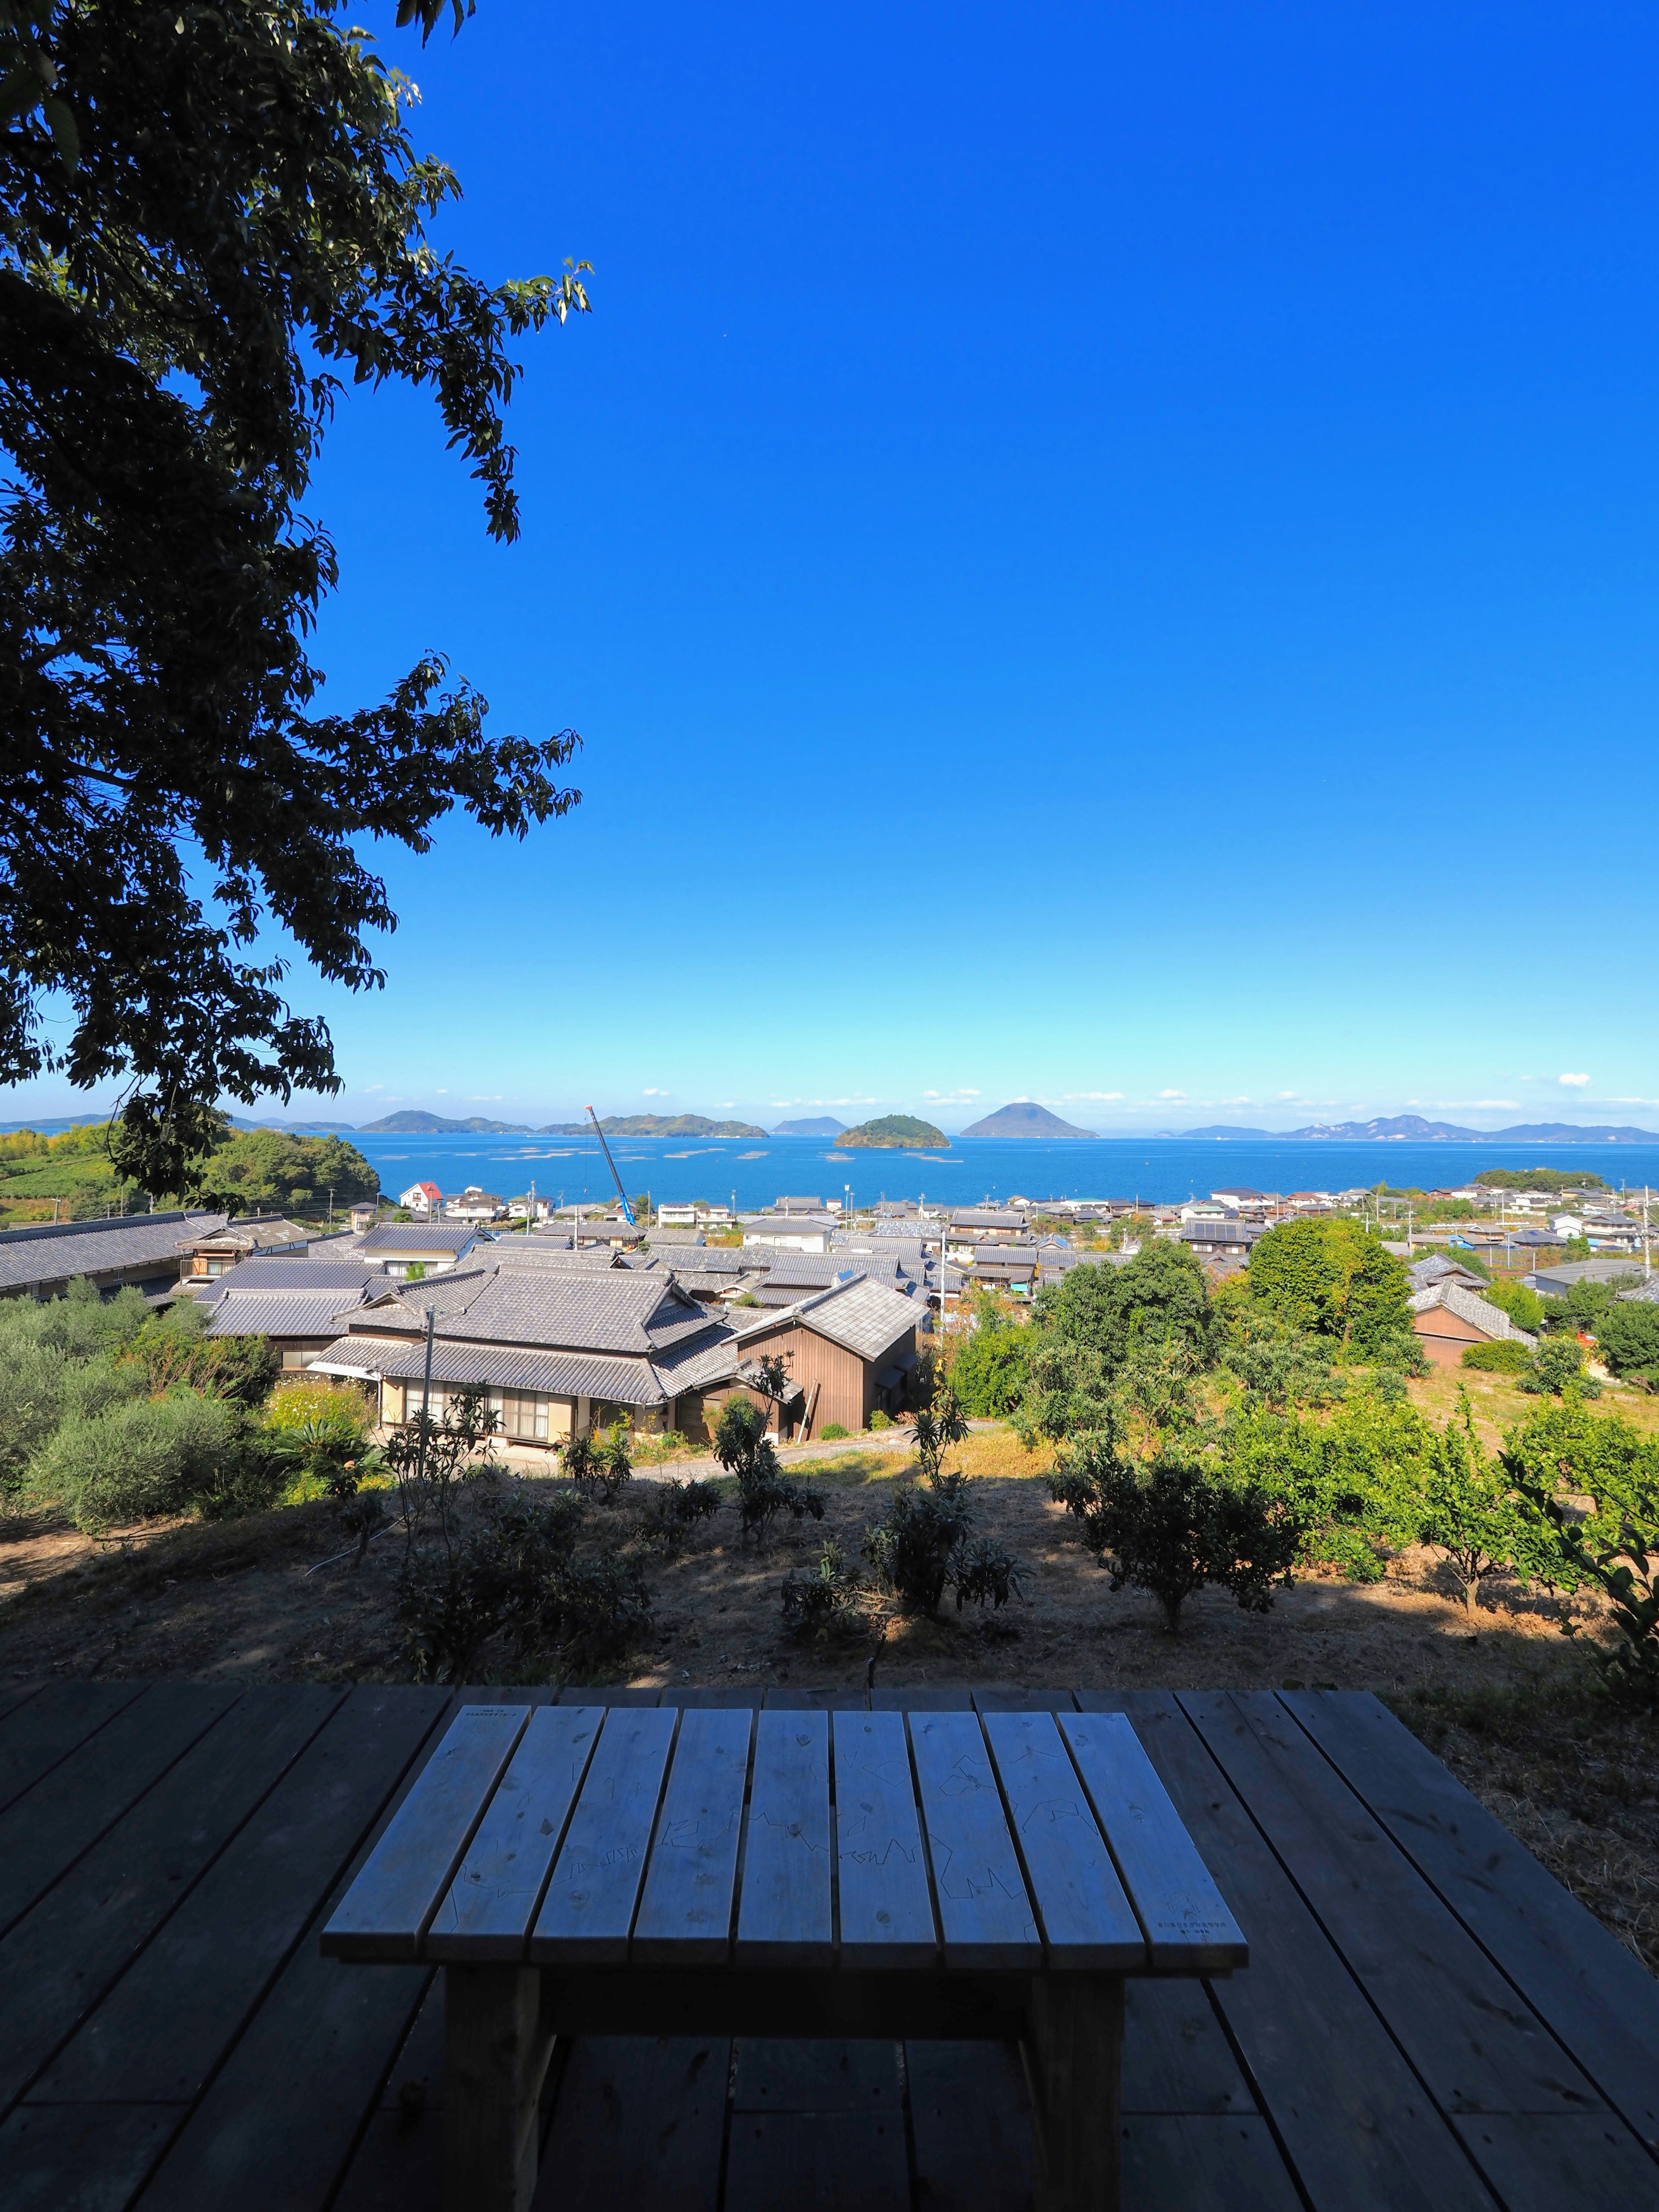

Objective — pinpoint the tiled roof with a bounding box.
[1406,1255,1486,1291]
[0,1211,227,1293]
[1408,1283,1535,1345]
[346,1267,713,1357]
[311,1335,669,1407]
[795,1278,920,1362]
[491,1242,622,1273]
[213,1257,380,1291]
[355,1224,479,1256]
[948,1210,1026,1230]
[186,1217,310,1252]
[203,1290,368,1339]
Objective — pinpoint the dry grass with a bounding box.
[1405,1363,1659,1453]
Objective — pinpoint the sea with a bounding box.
[337,1132,1659,1214]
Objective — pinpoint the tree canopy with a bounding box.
[1247,1218,1414,1359]
[196,1126,377,1214]
[0,0,587,1189]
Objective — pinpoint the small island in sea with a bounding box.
[837,1114,949,1149]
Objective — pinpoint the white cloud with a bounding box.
[1559,1072,1590,1087]
[713,1101,734,1110]
[643,1087,668,1096]
[1158,1089,1187,1101]
[1276,1091,1298,1101]
[434,1088,448,1095]
[1063,1090,1124,1102]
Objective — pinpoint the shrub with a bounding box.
[1048,1436,1301,1633]
[563,1423,632,1503]
[781,1540,868,1641]
[868,1410,893,1430]
[1500,1401,1659,1554]
[1222,1311,1344,1411]
[1521,1339,1601,1399]
[28,1390,281,1530]
[127,1304,280,1408]
[395,1484,590,1682]
[820,1422,851,1440]
[1462,1339,1533,1376]
[1481,1279,1546,1335]
[950,1319,1031,1416]
[862,1463,1024,1619]
[547,1553,654,1670]
[1595,1299,1659,1381]
[714,1397,823,1542]
[1021,1243,1215,1441]
[1417,1408,1545,1609]
[638,1476,721,1551]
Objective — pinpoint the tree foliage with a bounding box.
[1020,1242,1214,1438]
[1247,1218,1417,1361]
[949,1313,1031,1416]
[0,0,588,1188]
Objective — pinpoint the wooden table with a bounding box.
[321,1703,1246,2212]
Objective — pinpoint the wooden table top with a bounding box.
[321,1703,1247,1977]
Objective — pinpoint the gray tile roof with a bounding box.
[1406,1255,1487,1292]
[795,1277,920,1362]
[187,1217,311,1253]
[203,1290,369,1340]
[1408,1283,1536,1345]
[1532,1260,1656,1294]
[491,1242,623,1273]
[346,1266,713,1358]
[948,1210,1027,1230]
[356,1223,479,1256]
[0,1211,228,1294]
[214,1257,380,1291]
[312,1334,669,1408]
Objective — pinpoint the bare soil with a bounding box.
[2,1423,1653,1973]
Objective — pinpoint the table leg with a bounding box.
[1024,1973,1124,2212]
[444,1964,555,2212]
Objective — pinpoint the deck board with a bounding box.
[0,1681,1646,2212]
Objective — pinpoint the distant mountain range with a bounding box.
[542,1114,770,1139]
[1176,1115,1659,1143]
[358,1112,537,1134]
[959,1101,1100,1140]
[772,1116,847,1136]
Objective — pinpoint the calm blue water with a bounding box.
[338,1132,1659,1212]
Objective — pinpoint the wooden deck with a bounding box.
[0,1679,1653,2211]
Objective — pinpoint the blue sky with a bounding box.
[16,1,1659,1134]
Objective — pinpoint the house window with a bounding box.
[489,1389,550,1441]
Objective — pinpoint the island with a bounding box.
[541,1113,769,1139]
[837,1114,950,1149]
[958,1100,1100,1139]
[772,1116,847,1136]
[359,1111,536,1134]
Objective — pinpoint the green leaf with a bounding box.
[41,93,76,170]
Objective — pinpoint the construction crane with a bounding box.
[586,1106,636,1224]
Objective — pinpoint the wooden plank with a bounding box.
[677,1684,763,1708]
[1183,1691,1602,2116]
[0,1682,238,1939]
[538,2034,729,2211]
[330,1975,447,2212]
[632,1706,753,1965]
[1078,1690,1499,2212]
[530,1706,678,1963]
[444,1963,551,2212]
[29,1686,449,2108]
[0,1681,146,1817]
[870,1684,974,1710]
[906,2040,1033,2212]
[427,1706,604,1963]
[766,1687,869,1709]
[832,1711,938,1968]
[971,1688,1077,1712]
[1450,2114,1659,2212]
[321,1704,531,1963]
[0,1682,44,1731]
[908,1710,1040,1969]
[725,2106,911,2212]
[732,2038,901,2113]
[1060,1710,1247,1972]
[0,1683,343,2118]
[137,1694,463,2212]
[1121,1980,1256,2116]
[0,2102,183,2212]
[1120,2115,1305,2210]
[1284,1689,1659,2155]
[724,2113,910,2212]
[734,1709,833,1968]
[557,1685,660,1706]
[982,1710,1145,1969]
